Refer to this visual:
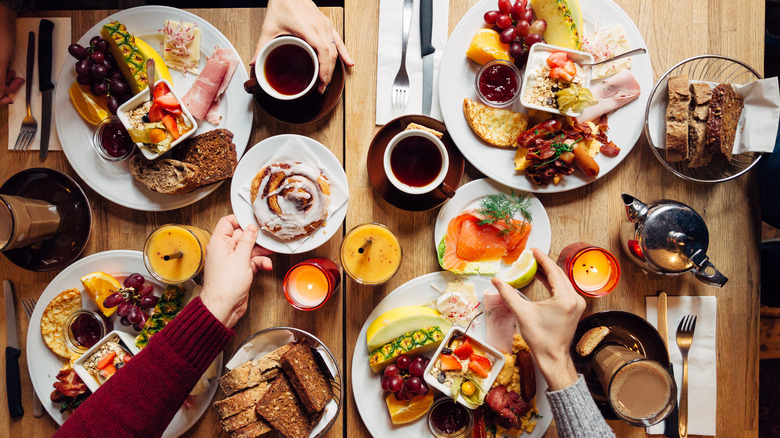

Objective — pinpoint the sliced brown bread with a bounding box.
[219,344,292,396]
[229,420,273,438]
[220,405,271,433]
[255,375,313,438]
[687,83,713,168]
[213,380,272,419]
[129,156,201,195]
[665,75,690,162]
[706,83,743,161]
[280,343,332,414]
[173,128,237,187]
[576,326,610,356]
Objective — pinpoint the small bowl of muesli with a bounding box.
[73,330,140,392]
[520,43,596,117]
[475,59,522,108]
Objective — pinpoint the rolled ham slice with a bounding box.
[484,290,519,354]
[576,69,641,123]
[182,47,240,123]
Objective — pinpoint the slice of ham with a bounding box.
[182,46,240,123]
[484,290,519,354]
[576,69,641,123]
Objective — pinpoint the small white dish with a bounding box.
[116,78,198,160]
[73,330,140,393]
[423,326,506,409]
[520,43,595,117]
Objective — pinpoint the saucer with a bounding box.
[0,168,92,271]
[571,310,669,420]
[250,57,345,125]
[367,115,465,211]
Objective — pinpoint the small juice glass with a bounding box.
[558,242,620,297]
[283,258,341,310]
[340,223,402,285]
[143,224,211,284]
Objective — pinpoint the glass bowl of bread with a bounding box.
[644,55,763,183]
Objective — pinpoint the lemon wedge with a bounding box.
[498,250,538,289]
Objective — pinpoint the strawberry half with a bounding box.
[154,92,181,112]
[439,354,463,371]
[453,338,474,360]
[162,114,180,140]
[546,51,568,68]
[153,82,171,99]
[148,102,165,122]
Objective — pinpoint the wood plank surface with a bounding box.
[344,0,763,437]
[0,7,344,438]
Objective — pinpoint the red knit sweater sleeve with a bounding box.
[54,297,233,438]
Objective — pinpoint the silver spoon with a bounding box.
[453,311,484,339]
[146,58,155,101]
[579,48,646,67]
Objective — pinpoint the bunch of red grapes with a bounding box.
[103,273,160,331]
[381,354,431,401]
[68,36,133,114]
[484,0,547,67]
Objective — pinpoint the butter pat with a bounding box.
[161,20,201,74]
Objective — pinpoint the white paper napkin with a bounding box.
[645,296,717,436]
[238,137,349,252]
[8,17,71,151]
[376,0,448,125]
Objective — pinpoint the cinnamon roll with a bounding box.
[250,162,331,239]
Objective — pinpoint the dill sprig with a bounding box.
[475,192,533,235]
[533,136,584,168]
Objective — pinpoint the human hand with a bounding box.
[252,0,355,94]
[492,247,586,391]
[200,215,273,329]
[0,5,22,105]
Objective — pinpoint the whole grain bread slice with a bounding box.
[129,156,201,195]
[665,75,691,162]
[229,420,273,438]
[255,375,313,438]
[706,84,743,161]
[213,380,272,419]
[220,405,271,433]
[280,343,333,413]
[687,83,713,168]
[173,128,237,188]
[219,344,292,396]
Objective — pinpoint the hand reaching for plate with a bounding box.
[252,0,354,94]
[492,247,586,391]
[201,215,273,329]
[0,5,23,105]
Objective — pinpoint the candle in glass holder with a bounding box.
[340,223,402,285]
[144,224,210,284]
[283,258,340,310]
[558,242,620,297]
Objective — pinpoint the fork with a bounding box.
[22,298,43,418]
[391,0,414,109]
[676,314,697,438]
[14,32,37,151]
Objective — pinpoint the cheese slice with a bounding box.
[162,20,201,74]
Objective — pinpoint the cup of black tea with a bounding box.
[250,36,319,100]
[383,130,455,197]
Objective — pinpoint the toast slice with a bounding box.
[220,405,271,433]
[706,84,743,161]
[255,375,313,438]
[129,156,201,195]
[463,98,529,148]
[219,344,292,396]
[665,75,690,162]
[576,326,610,356]
[213,380,272,419]
[687,83,713,168]
[229,420,273,438]
[173,128,237,188]
[280,343,333,413]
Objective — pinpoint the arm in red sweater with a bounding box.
[54,297,233,438]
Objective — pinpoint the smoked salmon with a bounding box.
[438,210,531,275]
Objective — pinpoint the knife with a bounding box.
[38,19,54,161]
[419,0,435,116]
[658,291,679,438]
[5,280,23,419]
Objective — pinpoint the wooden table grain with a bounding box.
[344,0,762,437]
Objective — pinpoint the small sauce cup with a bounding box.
[475,59,522,108]
[63,309,109,354]
[92,116,135,162]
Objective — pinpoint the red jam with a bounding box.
[430,401,470,435]
[101,121,133,158]
[70,314,103,349]
[478,63,519,104]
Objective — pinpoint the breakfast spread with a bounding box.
[250,162,331,240]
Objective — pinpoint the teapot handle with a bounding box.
[692,259,728,287]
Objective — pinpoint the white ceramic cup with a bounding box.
[383,129,455,197]
[254,36,319,100]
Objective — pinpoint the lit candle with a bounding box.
[283,258,340,310]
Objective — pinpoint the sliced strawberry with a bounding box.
[453,338,474,360]
[563,60,577,76]
[549,67,563,80]
[546,51,568,68]
[153,82,171,99]
[162,114,180,140]
[439,354,463,371]
[99,363,117,379]
[148,102,165,122]
[468,360,490,378]
[122,354,133,364]
[469,353,492,369]
[154,92,181,112]
[96,351,116,370]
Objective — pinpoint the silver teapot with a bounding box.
[619,194,727,287]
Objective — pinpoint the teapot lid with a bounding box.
[640,201,710,272]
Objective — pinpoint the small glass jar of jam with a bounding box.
[427,397,474,438]
[64,309,109,354]
[92,116,135,162]
[475,59,522,108]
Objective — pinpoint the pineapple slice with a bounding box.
[530,0,582,50]
[368,327,445,372]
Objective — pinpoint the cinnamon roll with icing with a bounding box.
[250,162,331,239]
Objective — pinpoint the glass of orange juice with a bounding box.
[558,242,620,297]
[283,258,340,310]
[143,224,211,284]
[340,223,402,285]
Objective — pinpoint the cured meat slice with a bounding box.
[484,290,519,354]
[576,70,641,123]
[181,57,228,120]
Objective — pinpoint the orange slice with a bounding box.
[80,272,122,317]
[466,28,511,65]
[385,392,434,425]
[68,82,109,125]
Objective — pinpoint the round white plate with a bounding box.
[352,272,552,437]
[438,0,653,193]
[434,178,552,274]
[54,5,253,211]
[26,250,222,438]
[229,134,349,254]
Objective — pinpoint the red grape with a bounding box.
[91,81,108,96]
[498,0,512,14]
[388,375,404,392]
[133,311,147,331]
[381,376,390,391]
[396,355,411,370]
[76,74,91,86]
[109,71,124,82]
[116,301,130,317]
[530,19,547,34]
[422,357,431,368]
[139,295,159,309]
[509,41,524,58]
[483,10,500,24]
[515,0,528,8]
[500,27,517,44]
[405,377,422,392]
[93,38,109,54]
[418,382,429,396]
[120,316,131,326]
[124,273,145,289]
[525,33,543,46]
[127,305,141,324]
[91,64,107,81]
[384,364,399,377]
[137,283,154,297]
[496,14,512,30]
[510,2,526,21]
[89,35,102,47]
[516,20,531,38]
[412,356,425,365]
[394,389,403,401]
[409,361,424,378]
[520,8,533,23]
[68,44,88,61]
[103,292,124,308]
[107,96,120,115]
[89,51,105,64]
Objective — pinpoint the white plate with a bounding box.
[230,134,349,254]
[438,0,653,193]
[351,272,552,437]
[434,178,552,273]
[25,250,222,438]
[54,6,253,211]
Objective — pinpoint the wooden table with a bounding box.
[0,1,763,437]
